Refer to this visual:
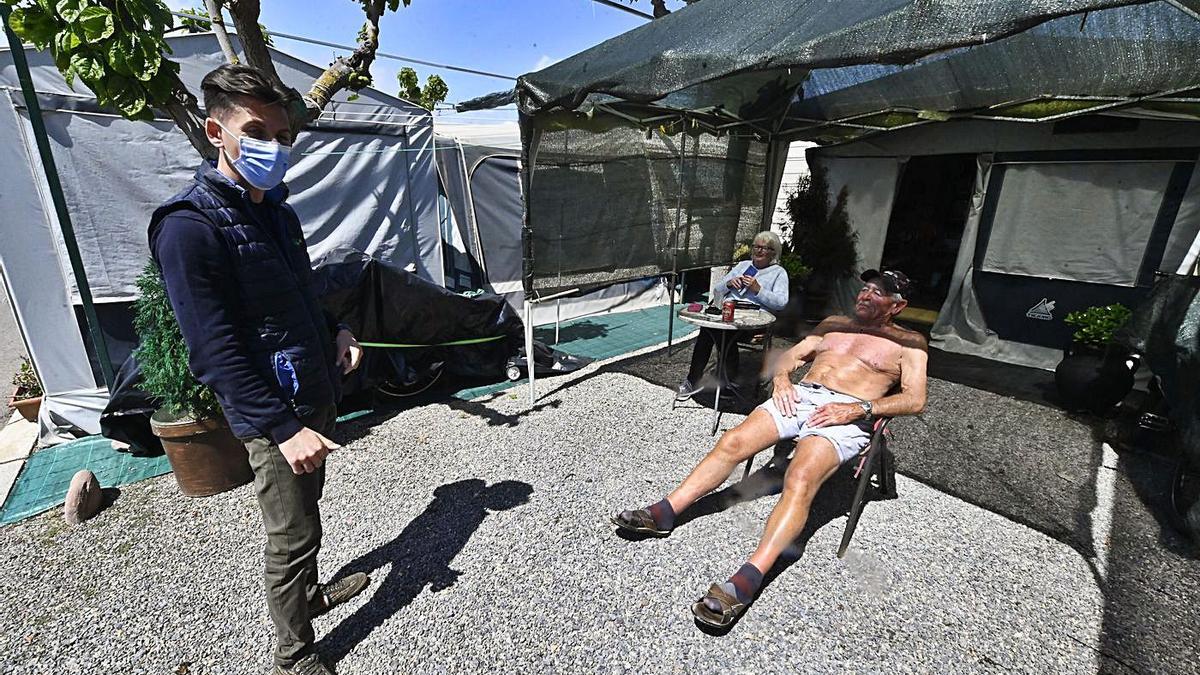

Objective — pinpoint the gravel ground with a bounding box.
[0,366,1111,674]
[612,337,1200,674]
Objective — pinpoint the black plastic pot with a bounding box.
[1054,343,1139,414]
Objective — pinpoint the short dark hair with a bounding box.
[200,64,288,119]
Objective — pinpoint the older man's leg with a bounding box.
[665,409,782,515]
[715,436,841,604]
[615,409,782,534]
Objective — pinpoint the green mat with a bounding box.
[0,436,172,525]
[0,304,693,525]
[453,303,696,400]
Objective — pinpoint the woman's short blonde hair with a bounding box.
[753,231,782,264]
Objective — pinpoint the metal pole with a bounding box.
[524,298,536,406]
[666,131,687,355]
[3,7,114,390]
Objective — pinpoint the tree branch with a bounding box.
[225,1,280,85]
[205,0,239,64]
[226,0,311,134]
[302,0,386,126]
[161,74,218,161]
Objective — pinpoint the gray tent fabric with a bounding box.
[928,155,1068,370]
[0,33,439,443]
[980,161,1175,285]
[808,119,1200,369]
[810,155,903,317]
[471,154,524,298]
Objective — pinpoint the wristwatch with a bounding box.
[859,400,873,420]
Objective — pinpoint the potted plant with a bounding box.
[784,168,859,318]
[9,356,43,422]
[1054,303,1137,414]
[133,262,253,497]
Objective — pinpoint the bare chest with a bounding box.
[815,332,904,374]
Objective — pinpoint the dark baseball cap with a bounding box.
[860,269,911,298]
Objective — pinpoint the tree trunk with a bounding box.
[205,0,240,65]
[162,77,217,161]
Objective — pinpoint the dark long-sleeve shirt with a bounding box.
[150,208,305,444]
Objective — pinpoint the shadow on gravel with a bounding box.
[534,320,609,345]
[318,478,534,664]
[443,396,562,427]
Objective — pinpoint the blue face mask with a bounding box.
[215,119,291,191]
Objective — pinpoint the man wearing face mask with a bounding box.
[148,64,368,674]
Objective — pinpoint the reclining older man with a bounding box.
[613,269,928,627]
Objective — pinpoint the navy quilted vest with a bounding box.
[149,163,339,436]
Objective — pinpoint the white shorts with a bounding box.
[759,382,873,463]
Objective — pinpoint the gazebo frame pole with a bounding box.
[3,7,114,390]
[666,130,687,356]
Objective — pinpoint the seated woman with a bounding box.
[678,230,789,399]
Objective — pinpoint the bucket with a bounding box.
[150,410,254,497]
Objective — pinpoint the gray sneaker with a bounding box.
[274,654,334,675]
[309,572,370,619]
[676,378,703,400]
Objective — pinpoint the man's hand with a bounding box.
[772,375,798,416]
[279,426,340,474]
[806,402,866,428]
[336,329,363,375]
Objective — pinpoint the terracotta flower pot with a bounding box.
[150,410,253,497]
[8,388,41,423]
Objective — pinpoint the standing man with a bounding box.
[149,64,369,674]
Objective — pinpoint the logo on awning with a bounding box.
[1026,298,1056,321]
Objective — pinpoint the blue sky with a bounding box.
[163,0,685,122]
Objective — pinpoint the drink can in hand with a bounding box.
[722,300,736,322]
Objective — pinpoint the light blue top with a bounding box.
[712,260,789,312]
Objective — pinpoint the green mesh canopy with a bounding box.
[513,0,1200,297]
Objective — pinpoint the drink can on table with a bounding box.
[722,300,736,322]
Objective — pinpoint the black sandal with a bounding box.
[611,509,672,537]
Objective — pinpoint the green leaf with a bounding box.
[69,51,104,82]
[105,74,147,118]
[8,7,58,50]
[106,36,132,76]
[78,5,114,41]
[54,28,81,54]
[55,0,86,23]
[142,71,175,103]
[136,36,162,81]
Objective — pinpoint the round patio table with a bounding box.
[676,306,776,435]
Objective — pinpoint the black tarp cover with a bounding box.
[1116,274,1200,537]
[313,249,524,367]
